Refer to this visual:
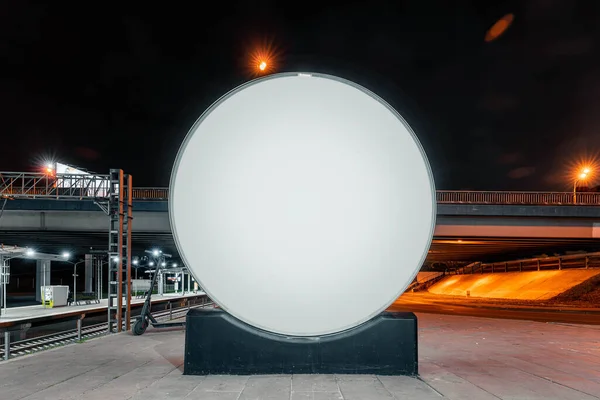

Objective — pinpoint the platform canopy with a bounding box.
[0,244,65,261]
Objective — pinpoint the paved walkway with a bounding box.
[1,313,599,399]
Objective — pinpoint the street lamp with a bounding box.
[132,258,139,279]
[61,253,85,305]
[573,168,591,203]
[144,248,172,297]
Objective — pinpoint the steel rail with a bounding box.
[0,300,213,360]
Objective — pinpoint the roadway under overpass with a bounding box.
[0,199,598,263]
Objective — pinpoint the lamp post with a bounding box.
[144,249,171,296]
[61,253,85,305]
[573,168,591,203]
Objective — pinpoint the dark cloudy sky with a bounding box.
[1,0,599,190]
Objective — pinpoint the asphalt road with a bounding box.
[390,295,600,325]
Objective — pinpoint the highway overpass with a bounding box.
[0,189,599,262]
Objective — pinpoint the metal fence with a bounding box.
[129,188,600,205]
[132,187,169,200]
[0,172,111,199]
[454,252,600,275]
[436,190,600,205]
[2,175,600,206]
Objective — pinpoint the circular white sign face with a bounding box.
[170,72,436,337]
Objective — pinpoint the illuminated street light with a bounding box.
[248,43,279,76]
[133,259,139,265]
[161,262,166,267]
[573,167,592,203]
[152,249,160,257]
[25,249,35,257]
[149,261,155,266]
[172,263,178,268]
[59,257,85,306]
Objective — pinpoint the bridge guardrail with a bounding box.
[130,188,600,205]
[453,252,600,275]
[2,177,600,205]
[436,190,600,205]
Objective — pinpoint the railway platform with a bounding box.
[0,292,206,329]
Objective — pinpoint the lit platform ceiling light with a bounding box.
[485,13,515,42]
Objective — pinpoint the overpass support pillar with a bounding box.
[158,272,164,296]
[35,260,51,302]
[84,254,93,293]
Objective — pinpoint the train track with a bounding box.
[0,302,212,361]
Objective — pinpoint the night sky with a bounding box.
[2,0,600,191]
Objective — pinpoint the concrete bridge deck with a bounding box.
[1,198,599,262]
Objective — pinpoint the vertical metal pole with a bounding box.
[169,302,172,320]
[519,262,522,272]
[125,174,133,331]
[0,257,4,316]
[585,256,589,269]
[504,263,508,272]
[73,263,77,305]
[77,319,82,341]
[558,257,562,270]
[96,259,100,301]
[537,260,540,271]
[2,261,6,316]
[117,170,124,332]
[4,331,9,361]
[98,260,102,300]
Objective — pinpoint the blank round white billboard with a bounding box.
[170,72,436,337]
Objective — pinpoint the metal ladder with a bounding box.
[107,169,133,333]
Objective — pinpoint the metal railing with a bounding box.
[132,187,169,200]
[2,172,599,205]
[1,295,213,361]
[0,172,111,199]
[453,252,600,275]
[436,190,600,205]
[129,188,600,205]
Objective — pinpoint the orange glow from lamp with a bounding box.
[247,43,279,77]
[485,13,514,42]
[573,167,592,203]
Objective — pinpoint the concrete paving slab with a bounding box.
[1,312,599,399]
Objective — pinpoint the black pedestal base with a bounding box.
[184,308,418,375]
